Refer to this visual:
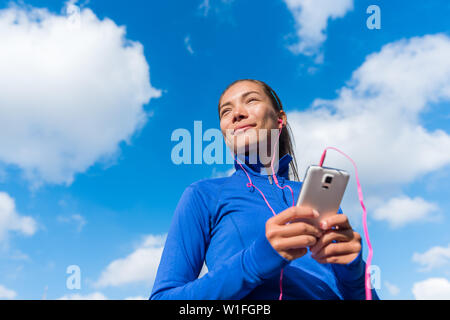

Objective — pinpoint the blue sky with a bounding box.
[0,0,449,300]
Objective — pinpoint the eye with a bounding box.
[247,97,258,103]
[221,108,231,117]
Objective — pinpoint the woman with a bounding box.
[150,79,379,300]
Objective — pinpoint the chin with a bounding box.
[225,128,270,157]
[233,137,259,156]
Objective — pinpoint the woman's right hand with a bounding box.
[265,206,322,261]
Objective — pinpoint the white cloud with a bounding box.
[94,234,166,288]
[197,0,235,22]
[0,1,161,189]
[211,166,234,178]
[0,284,17,299]
[384,281,400,297]
[184,35,194,55]
[198,261,208,279]
[198,0,211,17]
[283,0,353,61]
[58,291,107,300]
[413,244,450,272]
[287,33,450,225]
[57,214,87,232]
[0,192,37,244]
[8,250,30,261]
[412,278,450,300]
[124,295,147,300]
[289,33,450,185]
[372,196,439,228]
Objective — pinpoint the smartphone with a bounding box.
[295,165,350,227]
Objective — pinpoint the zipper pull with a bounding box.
[268,175,273,184]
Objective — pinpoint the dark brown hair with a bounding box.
[218,79,300,181]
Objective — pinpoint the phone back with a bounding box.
[296,165,350,225]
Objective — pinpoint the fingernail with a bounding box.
[313,209,319,218]
[320,221,328,230]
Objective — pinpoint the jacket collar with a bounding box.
[233,153,293,179]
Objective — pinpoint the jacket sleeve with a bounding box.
[149,184,290,300]
[331,207,380,300]
[331,245,380,300]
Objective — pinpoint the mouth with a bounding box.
[233,124,256,135]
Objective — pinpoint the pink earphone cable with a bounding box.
[318,147,373,300]
[231,121,372,300]
[232,119,293,300]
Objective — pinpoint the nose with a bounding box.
[232,102,248,123]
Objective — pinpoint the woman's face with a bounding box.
[219,81,285,155]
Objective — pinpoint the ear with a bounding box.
[278,111,287,128]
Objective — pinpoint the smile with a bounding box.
[233,125,256,135]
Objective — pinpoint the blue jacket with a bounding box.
[150,153,379,300]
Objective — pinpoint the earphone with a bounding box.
[232,121,294,300]
[319,147,373,300]
[230,120,373,300]
[278,118,284,130]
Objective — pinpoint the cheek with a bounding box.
[253,105,276,127]
[220,119,229,133]
[220,120,232,140]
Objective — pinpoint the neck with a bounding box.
[236,147,282,176]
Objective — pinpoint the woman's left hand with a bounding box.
[309,213,362,264]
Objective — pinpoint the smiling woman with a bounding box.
[217,79,300,181]
[150,79,379,300]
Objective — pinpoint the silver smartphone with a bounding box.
[295,165,350,227]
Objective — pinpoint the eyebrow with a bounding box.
[219,91,262,113]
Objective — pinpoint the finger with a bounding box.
[311,241,361,260]
[314,253,358,265]
[272,206,319,225]
[272,235,318,251]
[278,221,323,238]
[284,248,308,261]
[319,213,351,231]
[309,229,354,255]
